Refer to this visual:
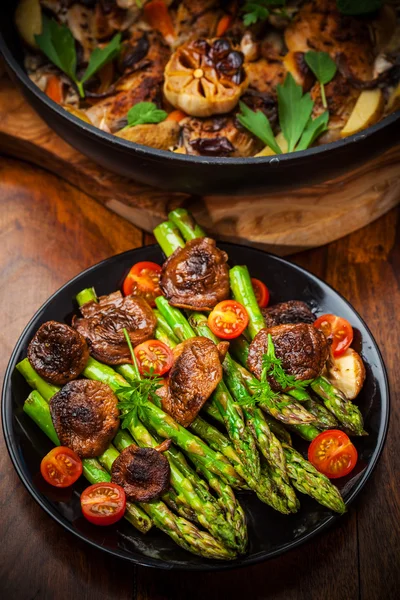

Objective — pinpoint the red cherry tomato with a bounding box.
[208,300,249,340]
[134,340,174,376]
[251,278,270,308]
[80,483,126,526]
[122,261,162,307]
[40,446,82,488]
[314,314,354,357]
[308,430,358,479]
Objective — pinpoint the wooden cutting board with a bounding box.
[0,69,399,254]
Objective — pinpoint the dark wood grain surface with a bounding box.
[0,156,399,600]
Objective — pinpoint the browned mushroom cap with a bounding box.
[157,337,228,427]
[111,444,170,502]
[72,291,157,365]
[159,238,230,311]
[50,380,119,458]
[247,323,328,391]
[262,301,316,328]
[27,321,89,385]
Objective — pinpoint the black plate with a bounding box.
[1,0,400,195]
[2,243,389,570]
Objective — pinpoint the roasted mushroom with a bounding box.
[157,336,228,427]
[73,291,157,365]
[247,323,329,391]
[28,321,89,385]
[262,301,315,328]
[326,348,366,400]
[164,38,248,117]
[111,443,171,502]
[50,379,119,458]
[160,237,230,311]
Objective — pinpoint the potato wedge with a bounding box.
[255,132,287,157]
[15,0,42,49]
[327,348,366,400]
[116,121,180,150]
[63,106,93,125]
[386,83,400,115]
[340,89,384,137]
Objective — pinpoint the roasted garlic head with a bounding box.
[163,38,248,118]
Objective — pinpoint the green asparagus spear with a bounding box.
[168,208,206,241]
[153,309,180,345]
[283,445,346,514]
[229,265,266,339]
[153,220,185,256]
[23,390,152,533]
[303,396,339,430]
[311,376,366,436]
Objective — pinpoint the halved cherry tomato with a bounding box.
[134,339,174,376]
[40,446,82,488]
[308,430,358,479]
[123,261,162,306]
[251,278,270,308]
[314,314,354,357]
[144,1,175,44]
[81,483,126,526]
[45,75,63,104]
[208,300,249,340]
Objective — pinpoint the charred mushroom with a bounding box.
[160,237,230,311]
[50,379,119,458]
[111,443,171,502]
[247,323,329,391]
[28,321,89,385]
[164,38,248,117]
[262,301,316,328]
[157,337,229,427]
[73,291,157,365]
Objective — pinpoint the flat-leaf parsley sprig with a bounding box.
[35,16,121,98]
[242,1,286,27]
[116,328,163,429]
[262,334,313,392]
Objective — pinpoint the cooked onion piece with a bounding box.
[164,38,248,117]
[326,348,366,400]
[340,89,384,137]
[111,444,170,502]
[28,321,89,385]
[50,380,119,458]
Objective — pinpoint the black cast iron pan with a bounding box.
[1,0,399,195]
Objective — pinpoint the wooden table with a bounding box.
[1,156,399,600]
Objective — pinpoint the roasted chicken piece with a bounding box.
[247,323,329,391]
[285,0,375,82]
[181,114,263,157]
[116,120,180,150]
[160,237,230,311]
[157,337,229,427]
[174,0,221,47]
[111,443,171,502]
[262,301,315,328]
[246,56,286,96]
[86,31,170,132]
[73,291,156,365]
[28,321,89,385]
[50,379,120,458]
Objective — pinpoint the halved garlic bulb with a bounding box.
[164,38,248,118]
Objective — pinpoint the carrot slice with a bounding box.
[166,110,187,123]
[45,75,63,104]
[144,1,175,44]
[216,14,233,37]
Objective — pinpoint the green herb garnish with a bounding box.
[116,328,162,428]
[238,73,329,154]
[126,102,168,127]
[35,16,121,98]
[305,51,337,108]
[336,0,382,16]
[242,0,286,26]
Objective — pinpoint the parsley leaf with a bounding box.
[237,101,282,154]
[277,73,314,152]
[35,17,121,98]
[336,0,382,16]
[305,51,337,108]
[296,111,329,151]
[242,1,285,26]
[262,334,313,392]
[126,102,168,127]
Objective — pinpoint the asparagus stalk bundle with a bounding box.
[19,365,236,559]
